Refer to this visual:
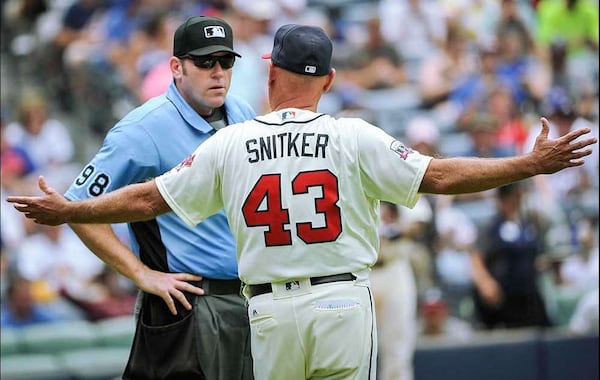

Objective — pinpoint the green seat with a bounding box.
[20,320,99,354]
[93,315,135,347]
[0,353,71,380]
[1,328,23,356]
[58,347,130,380]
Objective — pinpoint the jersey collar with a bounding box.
[255,108,322,125]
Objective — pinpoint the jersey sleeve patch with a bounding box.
[173,153,196,172]
[389,140,413,160]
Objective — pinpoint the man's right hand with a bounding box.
[8,176,70,225]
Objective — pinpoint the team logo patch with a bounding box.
[204,26,225,38]
[390,140,412,160]
[175,153,196,171]
[281,111,296,120]
[304,65,317,74]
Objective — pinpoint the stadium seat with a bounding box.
[58,347,130,380]
[20,320,99,354]
[0,353,72,380]
[93,315,135,347]
[1,328,23,356]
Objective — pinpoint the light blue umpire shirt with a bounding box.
[65,81,255,279]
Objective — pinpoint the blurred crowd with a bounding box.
[1,0,598,357]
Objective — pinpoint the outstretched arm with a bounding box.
[7,177,169,225]
[419,117,597,194]
[8,179,202,314]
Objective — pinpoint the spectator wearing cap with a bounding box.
[418,287,474,342]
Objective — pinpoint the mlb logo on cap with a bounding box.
[305,65,317,74]
[205,26,226,39]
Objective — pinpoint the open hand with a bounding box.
[532,117,597,174]
[6,176,70,225]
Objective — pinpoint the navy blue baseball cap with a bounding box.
[174,16,241,57]
[262,24,333,76]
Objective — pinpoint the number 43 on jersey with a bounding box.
[242,170,342,247]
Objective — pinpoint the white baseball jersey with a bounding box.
[156,108,432,284]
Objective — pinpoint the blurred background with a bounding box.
[1,0,598,379]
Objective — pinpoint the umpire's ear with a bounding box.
[323,68,336,93]
[171,56,185,82]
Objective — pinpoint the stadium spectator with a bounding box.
[494,24,550,113]
[536,0,599,96]
[14,224,105,320]
[470,182,552,330]
[378,0,447,82]
[3,89,74,170]
[60,265,137,322]
[536,0,599,58]
[459,112,516,158]
[39,0,104,112]
[1,274,63,328]
[568,287,599,335]
[338,16,407,91]
[417,21,477,116]
[1,113,36,194]
[418,287,474,343]
[538,216,599,326]
[404,115,441,157]
[228,3,274,113]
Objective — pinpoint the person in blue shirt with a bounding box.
[63,16,255,380]
[1,275,60,329]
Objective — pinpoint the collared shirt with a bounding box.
[65,81,255,278]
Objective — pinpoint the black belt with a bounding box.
[248,273,356,298]
[189,278,242,295]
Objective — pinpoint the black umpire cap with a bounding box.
[173,16,241,57]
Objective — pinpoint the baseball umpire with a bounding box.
[54,16,255,380]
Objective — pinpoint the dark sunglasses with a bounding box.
[181,54,236,70]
